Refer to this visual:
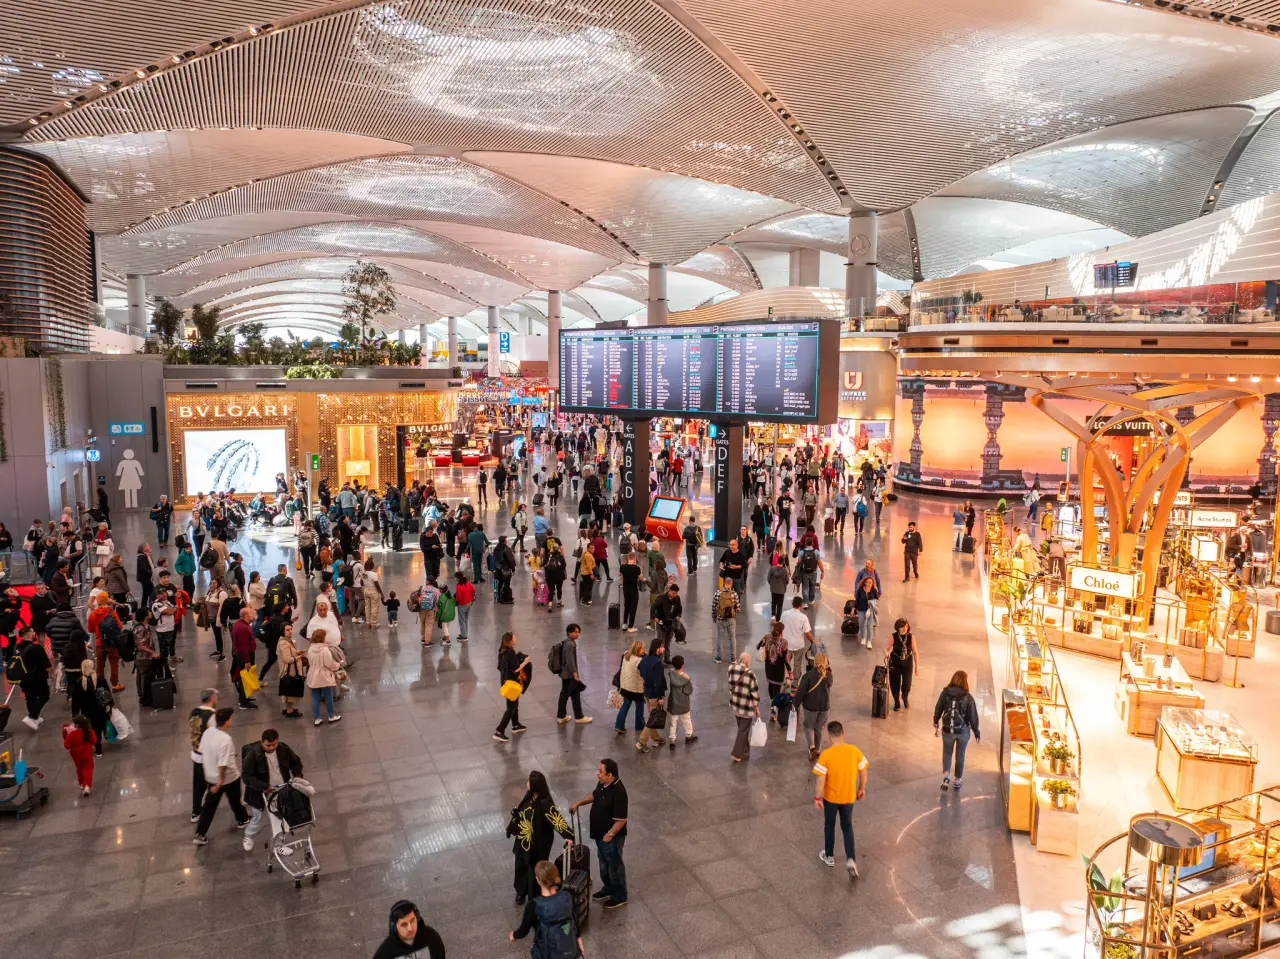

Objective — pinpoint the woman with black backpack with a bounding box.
[932,670,981,791]
[510,861,583,959]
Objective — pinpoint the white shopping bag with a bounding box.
[786,712,798,743]
[749,718,768,748]
[108,707,133,741]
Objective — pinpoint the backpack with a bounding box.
[855,500,868,518]
[4,654,26,684]
[534,891,579,959]
[117,624,137,662]
[95,685,114,710]
[264,582,288,614]
[545,552,566,575]
[716,589,736,620]
[419,587,438,612]
[940,690,968,734]
[694,526,706,548]
[547,639,565,676]
[407,588,422,613]
[199,547,217,570]
[801,549,818,574]
[436,594,456,624]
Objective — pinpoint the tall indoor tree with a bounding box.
[151,298,184,346]
[341,260,397,352]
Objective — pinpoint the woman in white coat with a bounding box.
[304,630,342,726]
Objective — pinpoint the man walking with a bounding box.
[189,688,218,822]
[901,521,923,581]
[681,518,700,573]
[711,577,740,665]
[241,728,303,852]
[569,758,629,910]
[13,627,51,729]
[553,624,592,725]
[231,606,259,709]
[151,495,173,546]
[193,707,251,844]
[813,720,868,877]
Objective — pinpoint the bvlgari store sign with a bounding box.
[1069,565,1138,600]
[837,350,896,420]
[177,401,292,419]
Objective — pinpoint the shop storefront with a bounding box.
[833,346,896,472]
[166,388,455,502]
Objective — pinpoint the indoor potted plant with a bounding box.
[1043,740,1073,776]
[1044,778,1076,809]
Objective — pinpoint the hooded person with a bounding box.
[372,900,446,959]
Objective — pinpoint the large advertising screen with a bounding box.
[183,428,288,495]
[559,319,836,422]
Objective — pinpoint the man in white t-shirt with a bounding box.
[780,596,813,660]
[193,707,250,844]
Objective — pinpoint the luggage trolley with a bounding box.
[264,780,319,888]
[0,732,49,818]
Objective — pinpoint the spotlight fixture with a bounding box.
[1251,376,1261,383]
[1227,375,1238,382]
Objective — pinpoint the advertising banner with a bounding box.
[183,427,287,495]
[838,350,896,421]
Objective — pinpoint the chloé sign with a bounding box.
[177,403,291,419]
[1069,565,1138,600]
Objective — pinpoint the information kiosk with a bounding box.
[646,496,687,541]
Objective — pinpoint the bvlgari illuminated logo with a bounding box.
[177,403,290,419]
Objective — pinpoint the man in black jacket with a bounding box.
[13,627,51,729]
[493,536,517,604]
[266,565,298,611]
[901,522,924,581]
[653,583,684,648]
[241,728,303,851]
[26,582,56,639]
[419,524,443,583]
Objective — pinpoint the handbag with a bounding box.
[786,711,798,743]
[278,662,305,698]
[500,680,523,701]
[605,688,623,710]
[749,718,768,748]
[645,705,668,729]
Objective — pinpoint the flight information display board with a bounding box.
[558,319,837,423]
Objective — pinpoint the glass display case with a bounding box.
[1157,708,1258,810]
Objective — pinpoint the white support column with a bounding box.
[647,263,667,326]
[845,212,879,319]
[547,290,562,387]
[788,248,820,287]
[487,305,500,377]
[127,274,147,335]
[418,323,429,367]
[447,316,458,367]
[397,329,407,345]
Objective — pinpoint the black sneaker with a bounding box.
[604,899,628,910]
[591,891,611,901]
[493,731,510,743]
[511,724,528,733]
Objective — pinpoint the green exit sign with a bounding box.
[767,306,774,316]
[309,453,320,471]
[1060,447,1069,462]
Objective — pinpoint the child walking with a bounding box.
[384,591,400,628]
[63,714,97,796]
[454,572,474,643]
[665,655,697,748]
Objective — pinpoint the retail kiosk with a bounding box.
[646,496,686,541]
[1156,708,1258,810]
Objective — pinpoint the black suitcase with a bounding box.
[872,684,888,719]
[406,516,420,534]
[392,524,404,551]
[150,678,175,711]
[608,603,621,630]
[561,860,590,931]
[961,534,975,555]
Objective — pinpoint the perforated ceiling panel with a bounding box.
[940,107,1251,236]
[911,196,1109,279]
[401,221,624,290]
[382,256,531,307]
[21,130,408,232]
[120,155,630,259]
[726,212,848,254]
[28,0,833,209]
[0,0,347,125]
[676,245,759,293]
[468,152,795,262]
[1220,110,1280,209]
[579,269,648,301]
[163,221,529,285]
[676,0,1280,209]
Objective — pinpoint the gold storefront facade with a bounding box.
[167,390,455,503]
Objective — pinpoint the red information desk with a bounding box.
[646,496,686,541]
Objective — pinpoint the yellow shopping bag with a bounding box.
[499,680,523,701]
[295,553,303,571]
[240,664,261,698]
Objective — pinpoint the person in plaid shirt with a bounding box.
[727,651,760,763]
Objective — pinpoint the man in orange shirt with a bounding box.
[87,594,126,691]
[812,720,868,876]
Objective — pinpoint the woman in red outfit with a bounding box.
[63,714,98,796]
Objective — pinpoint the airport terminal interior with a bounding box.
[9,1,1280,958]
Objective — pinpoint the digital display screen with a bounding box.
[183,428,288,495]
[647,497,684,521]
[1094,261,1138,288]
[559,320,829,422]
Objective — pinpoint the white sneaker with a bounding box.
[242,835,254,851]
[21,716,39,730]
[847,858,859,877]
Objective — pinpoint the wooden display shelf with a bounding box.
[1156,725,1257,811]
[1042,624,1126,660]
[1141,636,1225,683]
[1032,788,1079,856]
[1118,682,1205,737]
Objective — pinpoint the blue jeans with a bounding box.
[341,507,355,522]
[823,800,855,859]
[614,695,645,731]
[311,686,336,720]
[801,574,816,604]
[715,621,736,661]
[156,520,170,544]
[596,835,627,903]
[858,609,876,645]
[942,726,972,778]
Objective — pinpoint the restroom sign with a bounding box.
[110,422,145,435]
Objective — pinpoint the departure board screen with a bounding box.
[559,329,635,411]
[718,322,821,419]
[635,327,719,415]
[558,319,835,422]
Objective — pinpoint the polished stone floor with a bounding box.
[2,454,1021,959]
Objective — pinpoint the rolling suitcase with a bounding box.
[391,523,404,552]
[608,602,621,629]
[150,678,175,711]
[556,810,591,931]
[872,684,888,719]
[823,516,835,535]
[961,534,975,555]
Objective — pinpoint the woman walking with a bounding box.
[853,575,879,649]
[68,659,110,756]
[794,653,833,761]
[885,618,920,711]
[933,670,981,790]
[613,640,647,736]
[757,621,792,707]
[202,578,228,662]
[63,714,98,796]
[298,521,318,577]
[276,622,305,718]
[495,631,530,742]
[504,772,575,904]
[304,629,342,726]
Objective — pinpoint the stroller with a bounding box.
[264,780,319,888]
